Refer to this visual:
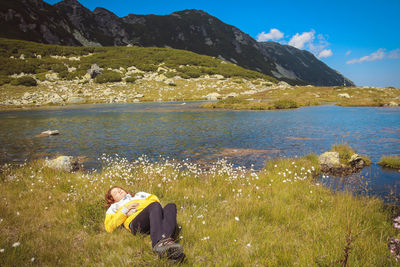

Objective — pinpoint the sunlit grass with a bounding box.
[0,154,398,265]
[378,155,400,169]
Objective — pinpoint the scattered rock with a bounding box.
[134,93,144,98]
[155,74,167,82]
[66,97,86,104]
[213,74,224,80]
[338,93,350,98]
[226,92,239,98]
[388,102,398,107]
[277,81,290,89]
[164,78,176,86]
[44,156,80,172]
[45,73,58,81]
[88,63,102,78]
[205,92,221,100]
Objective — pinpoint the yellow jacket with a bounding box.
[104,192,160,233]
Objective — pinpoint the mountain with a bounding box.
[0,0,354,86]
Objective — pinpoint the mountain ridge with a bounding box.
[0,0,354,86]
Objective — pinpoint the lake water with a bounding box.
[0,102,399,202]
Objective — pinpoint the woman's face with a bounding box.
[110,187,127,202]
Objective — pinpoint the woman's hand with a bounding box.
[126,202,139,216]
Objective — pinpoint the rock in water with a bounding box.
[35,130,60,137]
[45,156,79,172]
[348,154,365,169]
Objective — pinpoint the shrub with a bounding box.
[165,71,176,78]
[273,99,298,109]
[179,66,202,78]
[135,64,157,72]
[0,75,12,86]
[125,77,136,83]
[94,71,122,83]
[58,70,69,79]
[331,144,355,164]
[378,155,400,169]
[11,76,37,86]
[51,64,68,73]
[36,73,46,81]
[66,70,87,80]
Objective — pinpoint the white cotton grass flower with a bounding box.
[0,248,4,253]
[235,216,240,221]
[12,242,20,248]
[31,257,35,262]
[246,243,251,248]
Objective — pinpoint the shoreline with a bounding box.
[1,98,399,113]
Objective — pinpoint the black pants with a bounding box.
[129,202,177,247]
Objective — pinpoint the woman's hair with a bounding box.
[104,186,130,209]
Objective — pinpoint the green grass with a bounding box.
[331,143,372,166]
[0,155,398,265]
[378,155,400,169]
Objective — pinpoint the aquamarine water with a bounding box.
[0,102,399,202]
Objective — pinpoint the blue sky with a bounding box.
[44,0,400,87]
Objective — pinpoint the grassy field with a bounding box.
[1,154,399,266]
[204,86,400,110]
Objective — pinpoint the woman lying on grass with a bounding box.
[104,186,185,262]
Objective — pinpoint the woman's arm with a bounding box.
[104,207,129,233]
[104,203,139,232]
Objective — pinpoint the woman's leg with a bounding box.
[129,202,178,247]
[130,202,164,247]
[161,203,177,238]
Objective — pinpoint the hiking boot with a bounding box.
[153,237,183,259]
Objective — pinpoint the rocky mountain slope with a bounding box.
[0,0,354,86]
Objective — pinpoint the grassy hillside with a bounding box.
[0,155,399,265]
[0,38,276,82]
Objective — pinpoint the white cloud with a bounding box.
[318,49,333,58]
[257,28,284,42]
[388,49,400,59]
[346,48,400,64]
[288,30,315,49]
[346,50,351,56]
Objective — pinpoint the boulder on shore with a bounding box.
[45,156,80,172]
[319,152,340,168]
